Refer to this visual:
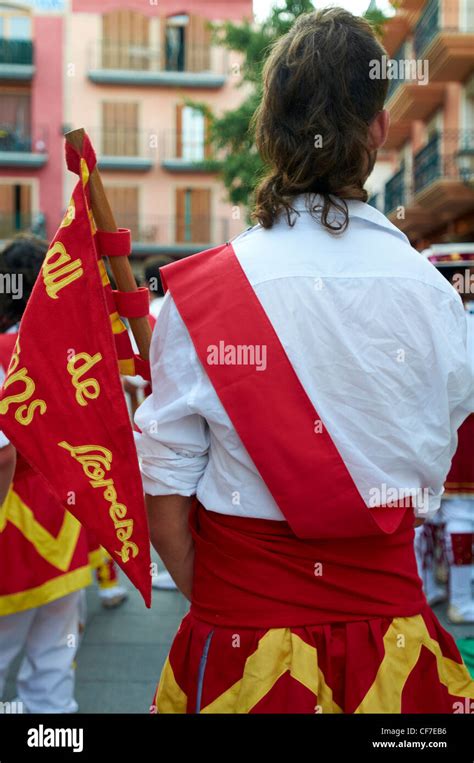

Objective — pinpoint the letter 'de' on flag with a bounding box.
[0,133,152,606]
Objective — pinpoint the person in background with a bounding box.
[415,262,474,623]
[145,258,173,320]
[0,234,92,713]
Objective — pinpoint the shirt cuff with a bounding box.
[134,432,208,496]
[0,431,10,448]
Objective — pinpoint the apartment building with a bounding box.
[0,0,252,264]
[0,0,64,243]
[372,0,474,250]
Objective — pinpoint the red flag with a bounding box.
[0,135,151,606]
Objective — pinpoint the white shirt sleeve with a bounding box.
[0,431,9,448]
[134,292,210,496]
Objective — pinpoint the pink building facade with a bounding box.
[0,1,65,242]
[0,0,253,266]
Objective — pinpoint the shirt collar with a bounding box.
[290,194,409,244]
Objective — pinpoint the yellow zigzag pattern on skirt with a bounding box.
[156,615,474,714]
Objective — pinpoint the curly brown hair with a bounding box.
[253,8,388,233]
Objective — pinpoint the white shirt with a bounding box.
[134,197,474,520]
[149,296,165,319]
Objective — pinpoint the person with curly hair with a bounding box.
[135,8,474,713]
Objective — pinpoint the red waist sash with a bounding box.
[190,504,426,628]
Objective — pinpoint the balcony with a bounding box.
[0,38,34,80]
[88,41,228,89]
[384,164,434,237]
[414,0,474,81]
[386,43,410,101]
[115,216,236,256]
[383,15,412,60]
[0,211,46,242]
[385,37,445,123]
[384,165,406,214]
[0,125,48,168]
[413,130,474,217]
[86,127,155,172]
[160,129,220,173]
[396,0,426,10]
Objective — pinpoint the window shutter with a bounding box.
[186,15,211,72]
[176,103,183,159]
[175,188,187,242]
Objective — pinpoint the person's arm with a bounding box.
[134,293,210,597]
[0,442,15,506]
[146,494,194,599]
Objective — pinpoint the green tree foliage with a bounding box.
[199,1,391,216]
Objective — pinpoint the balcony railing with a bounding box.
[83,126,156,171]
[0,124,48,154]
[414,133,442,192]
[88,41,228,82]
[160,128,220,171]
[0,38,33,66]
[414,0,474,57]
[384,165,407,214]
[112,216,233,254]
[414,130,474,194]
[387,42,410,100]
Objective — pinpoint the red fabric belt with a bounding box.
[189,503,426,629]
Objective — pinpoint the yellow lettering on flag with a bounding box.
[58,441,140,563]
[67,352,102,407]
[60,197,75,228]
[0,339,46,426]
[42,242,83,299]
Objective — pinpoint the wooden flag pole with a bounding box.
[65,127,152,362]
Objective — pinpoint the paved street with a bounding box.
[75,561,188,714]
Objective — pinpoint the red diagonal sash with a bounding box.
[162,244,407,539]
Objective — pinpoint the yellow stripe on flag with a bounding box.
[0,489,82,572]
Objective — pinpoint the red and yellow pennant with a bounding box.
[0,135,151,606]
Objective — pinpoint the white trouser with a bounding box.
[0,590,82,713]
[442,498,474,534]
[442,499,474,617]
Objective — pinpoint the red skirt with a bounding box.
[152,506,474,714]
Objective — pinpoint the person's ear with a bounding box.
[368,109,390,151]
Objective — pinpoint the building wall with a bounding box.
[65,1,253,259]
[33,14,64,239]
[375,0,474,248]
[71,0,252,22]
[0,4,65,241]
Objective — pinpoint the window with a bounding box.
[462,0,474,31]
[165,15,187,72]
[0,91,31,150]
[0,183,32,238]
[102,102,139,156]
[176,105,208,161]
[162,15,210,73]
[175,188,210,243]
[0,5,31,39]
[102,10,150,70]
[104,186,139,238]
